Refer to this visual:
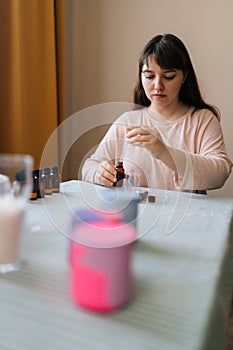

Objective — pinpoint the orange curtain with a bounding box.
[0,0,64,169]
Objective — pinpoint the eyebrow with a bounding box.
[141,68,177,73]
[141,69,153,73]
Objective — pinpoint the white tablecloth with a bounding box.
[0,180,233,350]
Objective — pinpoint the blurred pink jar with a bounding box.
[70,213,136,312]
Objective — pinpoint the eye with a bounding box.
[145,75,154,80]
[164,75,176,80]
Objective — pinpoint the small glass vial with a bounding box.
[51,166,61,193]
[114,161,125,187]
[34,169,45,198]
[42,167,52,195]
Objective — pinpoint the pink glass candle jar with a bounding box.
[70,211,136,313]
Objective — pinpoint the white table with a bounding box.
[0,180,233,350]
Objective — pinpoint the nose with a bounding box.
[153,77,163,91]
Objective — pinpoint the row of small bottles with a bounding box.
[30,166,61,200]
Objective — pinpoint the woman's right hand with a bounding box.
[93,160,117,187]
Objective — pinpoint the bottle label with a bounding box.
[30,192,37,200]
[45,188,52,195]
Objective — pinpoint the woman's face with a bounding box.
[141,56,185,113]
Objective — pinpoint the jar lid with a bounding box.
[52,166,59,173]
[43,167,50,175]
[72,220,136,248]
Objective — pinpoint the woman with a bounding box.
[82,33,232,193]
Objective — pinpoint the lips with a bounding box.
[153,94,166,98]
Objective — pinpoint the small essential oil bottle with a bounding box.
[42,167,52,195]
[51,166,61,193]
[34,169,45,198]
[114,161,125,187]
[30,171,37,200]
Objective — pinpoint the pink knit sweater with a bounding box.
[82,107,232,192]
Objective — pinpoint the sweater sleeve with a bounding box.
[171,115,232,191]
[82,117,127,183]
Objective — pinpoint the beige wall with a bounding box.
[64,0,233,197]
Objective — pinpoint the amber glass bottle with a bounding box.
[34,169,45,198]
[30,171,37,200]
[114,161,125,187]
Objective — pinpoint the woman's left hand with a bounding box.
[126,125,166,159]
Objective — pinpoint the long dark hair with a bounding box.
[133,34,220,119]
